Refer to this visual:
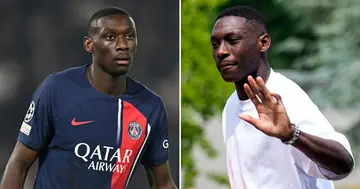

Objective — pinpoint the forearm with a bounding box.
[146,171,177,189]
[291,129,354,175]
[0,163,27,189]
[149,180,177,189]
[156,181,177,189]
[150,176,177,189]
[145,168,155,189]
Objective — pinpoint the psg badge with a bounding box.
[128,121,142,140]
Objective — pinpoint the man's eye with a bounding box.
[126,34,134,40]
[228,38,239,44]
[105,35,115,40]
[212,41,219,49]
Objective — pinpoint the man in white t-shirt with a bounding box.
[210,6,355,189]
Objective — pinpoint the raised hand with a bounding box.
[238,76,294,141]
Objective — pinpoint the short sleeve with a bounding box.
[17,75,55,151]
[280,80,355,180]
[142,99,169,167]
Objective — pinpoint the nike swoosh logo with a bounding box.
[71,118,93,126]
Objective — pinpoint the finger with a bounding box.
[270,93,283,105]
[238,113,259,127]
[244,83,260,106]
[239,114,266,133]
[247,76,264,101]
[256,77,274,103]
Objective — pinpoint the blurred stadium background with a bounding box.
[181,0,360,189]
[0,0,179,189]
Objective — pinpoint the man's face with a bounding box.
[211,16,266,83]
[85,14,137,76]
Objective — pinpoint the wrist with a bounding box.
[281,124,300,145]
[279,124,295,142]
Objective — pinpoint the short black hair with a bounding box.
[88,7,132,36]
[216,6,267,31]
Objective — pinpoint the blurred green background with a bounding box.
[181,0,360,188]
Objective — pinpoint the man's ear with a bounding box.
[84,36,93,53]
[258,33,271,53]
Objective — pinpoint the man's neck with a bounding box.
[235,62,271,100]
[87,64,127,97]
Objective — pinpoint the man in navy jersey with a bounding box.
[0,7,177,189]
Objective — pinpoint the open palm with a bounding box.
[238,76,293,141]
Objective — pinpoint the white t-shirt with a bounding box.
[222,69,354,189]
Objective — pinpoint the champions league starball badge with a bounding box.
[128,121,142,140]
[24,101,36,123]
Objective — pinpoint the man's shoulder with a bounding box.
[127,77,165,107]
[269,69,318,117]
[32,65,86,101]
[224,91,238,108]
[222,90,238,116]
[267,69,308,98]
[51,65,85,81]
[42,65,85,84]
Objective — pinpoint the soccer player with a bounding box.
[0,7,177,189]
[210,6,354,189]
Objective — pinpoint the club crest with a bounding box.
[128,121,142,140]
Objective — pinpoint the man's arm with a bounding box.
[0,142,39,189]
[239,76,354,179]
[141,98,177,189]
[1,75,55,189]
[290,129,353,176]
[143,162,177,189]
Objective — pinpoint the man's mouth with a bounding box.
[219,61,237,71]
[114,57,130,65]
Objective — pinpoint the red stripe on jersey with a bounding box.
[111,101,148,189]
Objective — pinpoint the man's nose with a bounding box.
[116,37,129,51]
[216,42,230,59]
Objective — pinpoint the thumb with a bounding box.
[238,114,258,126]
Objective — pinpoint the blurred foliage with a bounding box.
[207,173,231,187]
[275,0,360,109]
[181,0,230,188]
[182,0,360,188]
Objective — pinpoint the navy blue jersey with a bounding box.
[17,65,169,189]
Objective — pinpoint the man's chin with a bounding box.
[109,67,130,77]
[223,77,236,83]
[222,74,244,83]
